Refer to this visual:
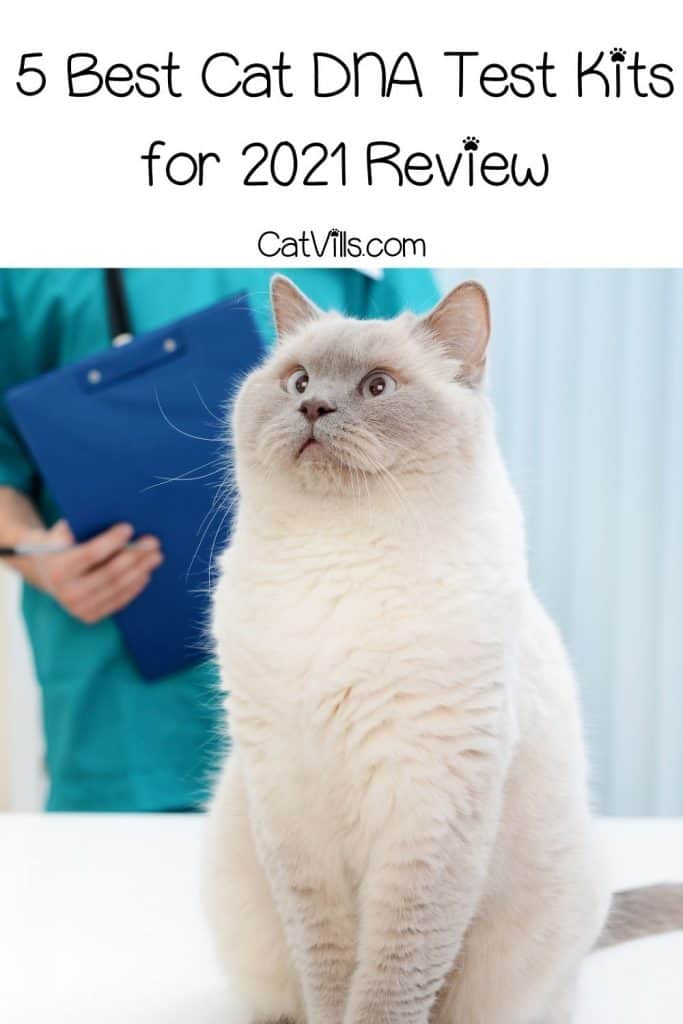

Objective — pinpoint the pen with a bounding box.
[0,541,142,557]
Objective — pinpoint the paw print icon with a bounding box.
[329,228,340,237]
[610,48,627,62]
[463,136,480,152]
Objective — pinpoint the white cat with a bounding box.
[204,277,680,1024]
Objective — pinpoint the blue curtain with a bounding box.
[438,270,683,815]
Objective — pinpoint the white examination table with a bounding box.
[1,815,682,1022]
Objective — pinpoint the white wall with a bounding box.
[439,269,683,816]
[0,568,9,808]
[0,568,45,810]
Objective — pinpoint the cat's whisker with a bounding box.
[195,469,232,540]
[207,507,231,591]
[373,466,419,529]
[186,488,232,582]
[193,381,227,424]
[154,386,221,443]
[364,453,425,537]
[141,462,225,493]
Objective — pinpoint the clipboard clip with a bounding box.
[79,336,185,392]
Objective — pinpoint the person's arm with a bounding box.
[0,487,163,625]
[0,274,165,625]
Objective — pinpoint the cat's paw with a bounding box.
[462,136,480,152]
[610,47,627,62]
[253,1017,299,1024]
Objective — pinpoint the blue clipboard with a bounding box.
[6,293,265,680]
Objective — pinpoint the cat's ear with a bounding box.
[421,281,490,386]
[270,275,321,341]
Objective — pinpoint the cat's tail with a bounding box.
[595,884,683,949]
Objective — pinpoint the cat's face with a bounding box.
[232,277,491,498]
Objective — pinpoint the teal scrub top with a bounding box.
[0,268,440,811]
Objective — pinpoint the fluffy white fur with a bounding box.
[204,278,609,1024]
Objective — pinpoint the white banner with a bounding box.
[0,0,680,266]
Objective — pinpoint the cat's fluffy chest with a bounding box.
[214,513,519,874]
[215,514,519,745]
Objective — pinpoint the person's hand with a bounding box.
[21,520,163,625]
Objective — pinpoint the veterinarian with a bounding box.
[0,268,439,811]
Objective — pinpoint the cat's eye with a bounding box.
[360,371,397,398]
[284,368,309,396]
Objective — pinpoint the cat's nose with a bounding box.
[299,398,337,422]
